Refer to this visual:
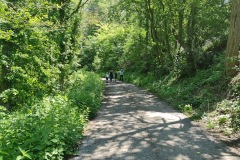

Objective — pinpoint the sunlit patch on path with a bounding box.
[70,81,240,160]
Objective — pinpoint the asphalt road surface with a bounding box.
[70,81,240,160]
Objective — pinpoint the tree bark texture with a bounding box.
[225,0,240,76]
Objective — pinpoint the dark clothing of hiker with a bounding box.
[110,71,114,82]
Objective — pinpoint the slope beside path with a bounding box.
[70,81,240,160]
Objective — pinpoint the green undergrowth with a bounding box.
[125,58,240,134]
[0,70,104,159]
[203,98,239,135]
[203,76,240,135]
[66,71,104,119]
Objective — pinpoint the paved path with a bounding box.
[71,81,240,160]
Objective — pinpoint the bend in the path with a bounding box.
[71,81,240,160]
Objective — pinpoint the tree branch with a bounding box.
[66,0,89,21]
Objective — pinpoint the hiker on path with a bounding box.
[109,70,114,83]
[114,71,118,82]
[106,72,109,82]
[120,68,124,81]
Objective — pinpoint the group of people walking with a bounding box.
[106,69,124,83]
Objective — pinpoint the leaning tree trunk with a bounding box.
[225,0,240,77]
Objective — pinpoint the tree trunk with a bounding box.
[58,1,67,90]
[164,19,173,68]
[1,41,11,110]
[178,4,184,49]
[186,3,197,74]
[145,0,149,49]
[225,0,240,76]
[145,0,162,65]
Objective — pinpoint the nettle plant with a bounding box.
[0,95,88,159]
[67,71,104,119]
[0,70,104,159]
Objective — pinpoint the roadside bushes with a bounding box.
[66,71,104,119]
[204,77,240,134]
[0,96,88,159]
[125,58,226,111]
[204,99,240,134]
[124,55,240,134]
[0,71,104,159]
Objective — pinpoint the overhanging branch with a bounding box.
[66,0,89,21]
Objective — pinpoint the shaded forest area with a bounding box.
[0,0,239,159]
[80,0,239,135]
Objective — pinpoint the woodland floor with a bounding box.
[70,80,240,160]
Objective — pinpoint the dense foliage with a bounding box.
[0,1,104,159]
[0,0,86,110]
[0,71,104,159]
[67,71,104,119]
[83,0,230,74]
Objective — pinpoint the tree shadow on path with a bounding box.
[70,81,240,160]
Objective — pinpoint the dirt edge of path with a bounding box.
[197,121,240,154]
